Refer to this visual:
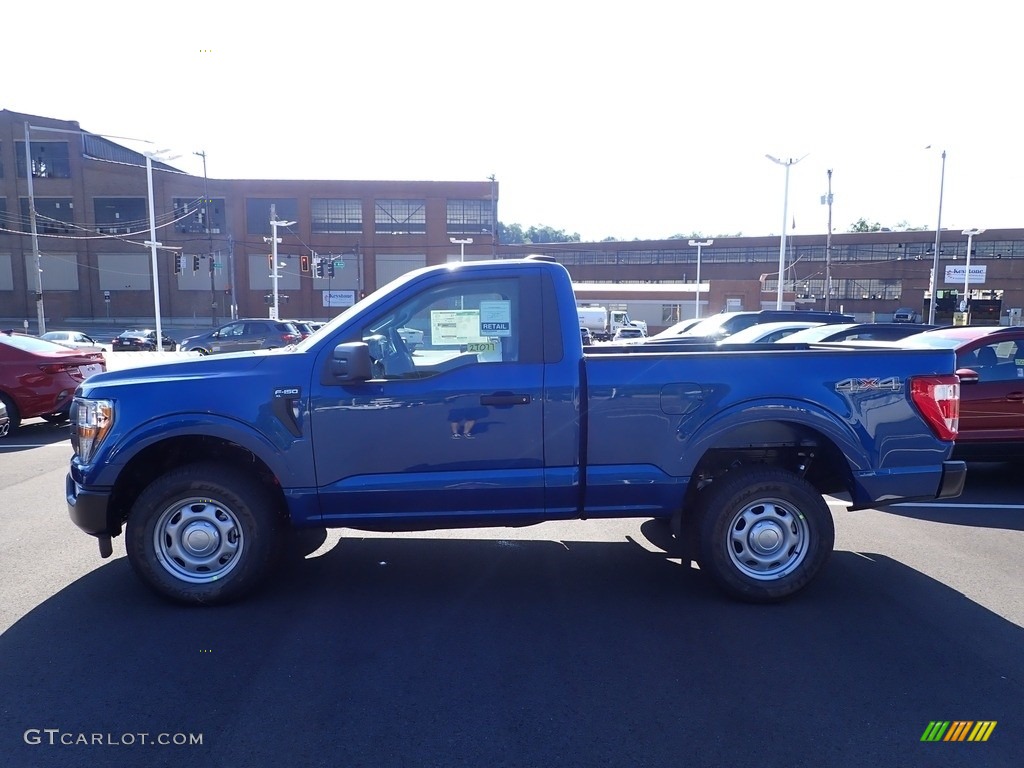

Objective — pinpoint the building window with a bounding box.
[246,198,299,236]
[19,197,74,233]
[447,199,493,235]
[375,199,425,234]
[311,198,362,233]
[174,197,226,234]
[93,198,147,234]
[15,141,72,179]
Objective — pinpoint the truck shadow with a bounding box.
[2,536,1021,768]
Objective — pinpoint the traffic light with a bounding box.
[327,260,335,278]
[314,258,324,278]
[300,254,311,273]
[173,254,183,275]
[192,254,200,272]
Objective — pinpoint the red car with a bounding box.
[0,331,106,435]
[900,325,1024,461]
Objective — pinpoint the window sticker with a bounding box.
[479,300,512,337]
[431,310,481,345]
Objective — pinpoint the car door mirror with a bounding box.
[327,342,373,382]
[956,367,980,384]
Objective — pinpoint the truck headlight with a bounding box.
[70,398,114,464]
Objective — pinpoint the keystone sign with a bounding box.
[944,265,987,285]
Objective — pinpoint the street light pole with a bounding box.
[688,239,713,319]
[143,152,179,354]
[822,169,834,311]
[265,205,296,320]
[450,236,473,262]
[927,149,947,325]
[961,227,985,315]
[766,154,806,309]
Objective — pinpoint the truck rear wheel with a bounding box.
[125,463,284,605]
[696,468,834,602]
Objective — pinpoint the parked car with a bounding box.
[646,317,704,340]
[580,327,593,346]
[892,307,920,323]
[112,329,178,352]
[40,330,105,352]
[779,322,939,344]
[716,320,823,345]
[647,309,856,344]
[612,325,647,342]
[0,398,9,438]
[179,319,302,355]
[898,325,1024,461]
[282,320,317,340]
[0,331,106,434]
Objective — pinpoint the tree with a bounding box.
[524,224,581,244]
[497,222,580,244]
[496,222,525,244]
[849,218,883,233]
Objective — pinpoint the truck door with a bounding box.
[309,269,547,526]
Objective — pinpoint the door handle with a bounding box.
[481,393,531,407]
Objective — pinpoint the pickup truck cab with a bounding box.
[66,257,965,605]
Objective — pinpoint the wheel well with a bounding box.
[675,420,851,548]
[107,435,287,529]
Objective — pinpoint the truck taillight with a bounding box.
[910,375,959,441]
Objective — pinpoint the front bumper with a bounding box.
[66,473,119,537]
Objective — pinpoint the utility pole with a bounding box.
[264,205,295,320]
[23,123,46,334]
[822,169,833,311]
[195,150,217,326]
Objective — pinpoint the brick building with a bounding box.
[3,109,1023,333]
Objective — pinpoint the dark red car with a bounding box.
[900,325,1024,461]
[0,331,106,435]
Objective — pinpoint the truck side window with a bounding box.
[359,277,537,380]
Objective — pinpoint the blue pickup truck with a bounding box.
[66,257,965,604]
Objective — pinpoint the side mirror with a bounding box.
[328,342,373,382]
[956,367,979,384]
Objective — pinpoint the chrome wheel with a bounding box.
[153,497,244,583]
[726,498,809,580]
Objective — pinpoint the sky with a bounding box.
[5,0,1021,242]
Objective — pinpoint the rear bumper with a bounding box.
[936,460,967,499]
[849,460,966,510]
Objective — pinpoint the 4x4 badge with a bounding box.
[835,377,903,393]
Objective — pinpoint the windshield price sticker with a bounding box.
[466,342,498,353]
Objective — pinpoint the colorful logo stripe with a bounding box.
[921,721,997,742]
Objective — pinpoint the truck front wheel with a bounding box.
[125,463,285,605]
[696,468,834,602]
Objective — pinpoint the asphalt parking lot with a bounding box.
[1,424,1021,768]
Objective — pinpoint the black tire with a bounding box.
[125,463,285,605]
[0,393,20,436]
[696,468,834,603]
